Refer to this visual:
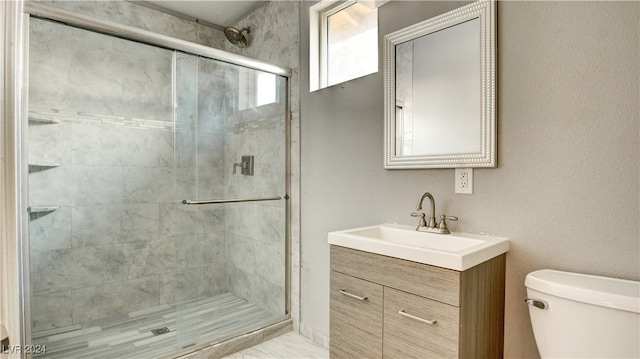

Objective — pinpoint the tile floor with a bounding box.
[222,332,328,359]
[32,292,281,359]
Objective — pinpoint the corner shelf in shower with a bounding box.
[29,162,61,172]
[27,206,60,213]
[27,205,60,220]
[29,116,60,124]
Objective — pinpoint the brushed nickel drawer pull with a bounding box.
[398,310,436,325]
[339,289,368,301]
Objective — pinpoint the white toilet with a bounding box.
[525,269,640,358]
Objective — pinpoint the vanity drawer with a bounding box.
[330,270,383,359]
[383,287,459,359]
[331,245,460,306]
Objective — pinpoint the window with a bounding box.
[238,68,277,110]
[310,0,382,91]
[255,71,276,107]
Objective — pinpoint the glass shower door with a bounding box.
[26,15,288,358]
[172,52,289,349]
[27,17,182,358]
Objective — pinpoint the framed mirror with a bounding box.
[383,0,496,169]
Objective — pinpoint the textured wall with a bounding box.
[300,1,639,357]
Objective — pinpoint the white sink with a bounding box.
[327,223,509,271]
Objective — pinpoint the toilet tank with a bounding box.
[525,269,640,359]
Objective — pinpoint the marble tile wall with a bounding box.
[196,54,288,317]
[173,53,230,306]
[28,18,227,333]
[29,18,173,123]
[222,0,302,332]
[38,0,226,49]
[224,102,287,313]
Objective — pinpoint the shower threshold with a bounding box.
[31,292,280,359]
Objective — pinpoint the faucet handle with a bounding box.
[411,211,427,227]
[437,215,458,234]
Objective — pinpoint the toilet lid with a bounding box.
[525,269,640,314]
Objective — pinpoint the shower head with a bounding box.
[224,26,250,48]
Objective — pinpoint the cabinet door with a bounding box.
[330,271,383,359]
[383,287,459,359]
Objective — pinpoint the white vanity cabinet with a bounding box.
[329,245,506,359]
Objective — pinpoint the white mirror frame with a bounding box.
[383,0,496,169]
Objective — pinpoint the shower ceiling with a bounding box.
[137,0,264,28]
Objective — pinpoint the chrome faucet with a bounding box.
[412,192,437,229]
[411,192,458,234]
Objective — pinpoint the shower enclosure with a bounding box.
[20,4,289,358]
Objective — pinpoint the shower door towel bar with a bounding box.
[182,196,281,205]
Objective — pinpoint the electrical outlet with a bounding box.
[455,168,473,194]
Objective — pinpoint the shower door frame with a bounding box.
[5,1,292,356]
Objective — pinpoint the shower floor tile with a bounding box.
[32,292,279,359]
